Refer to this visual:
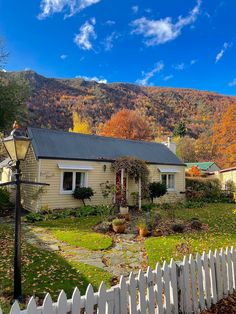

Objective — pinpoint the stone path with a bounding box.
[24,225,147,279]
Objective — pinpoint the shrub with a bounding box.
[136,218,148,230]
[112,218,125,226]
[186,177,224,202]
[142,203,159,212]
[148,182,167,202]
[24,212,44,223]
[0,188,11,215]
[190,219,202,230]
[171,223,185,233]
[73,187,94,206]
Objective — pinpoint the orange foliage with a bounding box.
[187,165,201,177]
[212,104,236,168]
[98,109,153,141]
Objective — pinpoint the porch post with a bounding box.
[121,168,124,194]
[138,177,141,210]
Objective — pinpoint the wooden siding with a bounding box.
[39,159,115,210]
[20,146,40,211]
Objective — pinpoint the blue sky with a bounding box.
[0,0,236,95]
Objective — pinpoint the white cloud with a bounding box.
[60,54,68,60]
[38,0,101,19]
[131,0,201,46]
[190,59,197,65]
[74,18,96,50]
[76,75,107,83]
[215,42,232,63]
[132,5,139,14]
[105,20,116,26]
[163,74,173,81]
[136,61,164,86]
[103,32,119,51]
[0,69,7,72]
[173,63,185,70]
[228,78,236,87]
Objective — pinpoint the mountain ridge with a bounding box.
[2,70,236,139]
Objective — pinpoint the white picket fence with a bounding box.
[3,247,236,314]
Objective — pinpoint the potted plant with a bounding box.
[117,195,129,215]
[112,218,126,233]
[137,219,148,237]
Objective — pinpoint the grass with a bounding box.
[35,216,112,250]
[0,223,112,313]
[145,203,236,268]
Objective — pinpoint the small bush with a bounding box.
[190,219,202,230]
[149,182,167,202]
[112,218,125,226]
[171,223,185,233]
[24,212,44,223]
[186,177,225,202]
[73,187,94,206]
[137,218,148,230]
[142,203,159,212]
[0,188,11,215]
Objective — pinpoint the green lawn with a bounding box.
[36,216,112,250]
[145,203,236,267]
[0,223,112,313]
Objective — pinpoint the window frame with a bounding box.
[60,171,88,194]
[161,173,176,191]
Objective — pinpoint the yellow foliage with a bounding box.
[69,112,92,134]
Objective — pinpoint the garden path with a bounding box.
[25,225,147,279]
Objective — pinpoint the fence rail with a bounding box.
[3,246,236,314]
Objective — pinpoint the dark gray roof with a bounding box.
[27,127,184,166]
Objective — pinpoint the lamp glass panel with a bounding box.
[3,140,17,161]
[15,139,31,160]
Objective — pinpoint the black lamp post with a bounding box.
[0,128,49,301]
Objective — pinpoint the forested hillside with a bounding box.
[4,70,235,139]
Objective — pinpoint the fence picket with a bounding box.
[154,263,164,314]
[220,248,228,297]
[27,297,37,314]
[128,273,137,314]
[196,253,205,311]
[10,302,21,314]
[71,287,81,314]
[119,276,128,314]
[189,254,198,313]
[231,246,236,289]
[97,282,107,314]
[85,284,95,314]
[42,293,53,314]
[0,307,2,314]
[170,259,178,314]
[183,255,191,313]
[163,261,171,313]
[209,251,217,304]
[226,247,233,294]
[214,249,222,301]
[113,286,120,314]
[146,266,155,314]
[57,290,67,314]
[202,252,211,308]
[137,270,146,313]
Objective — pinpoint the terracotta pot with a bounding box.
[139,228,148,237]
[153,229,163,237]
[120,206,129,215]
[112,223,126,233]
[118,213,131,221]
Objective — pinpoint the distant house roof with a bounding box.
[27,127,185,166]
[186,162,219,171]
[220,166,236,173]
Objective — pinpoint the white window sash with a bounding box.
[161,173,176,191]
[60,171,88,194]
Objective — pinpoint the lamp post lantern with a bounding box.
[0,126,49,301]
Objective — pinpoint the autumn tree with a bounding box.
[69,112,92,134]
[175,136,196,162]
[212,104,236,167]
[187,165,201,177]
[173,122,187,138]
[98,109,153,141]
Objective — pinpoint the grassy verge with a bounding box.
[0,223,112,313]
[145,203,236,267]
[35,216,112,250]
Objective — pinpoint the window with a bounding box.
[61,171,87,193]
[161,174,175,190]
